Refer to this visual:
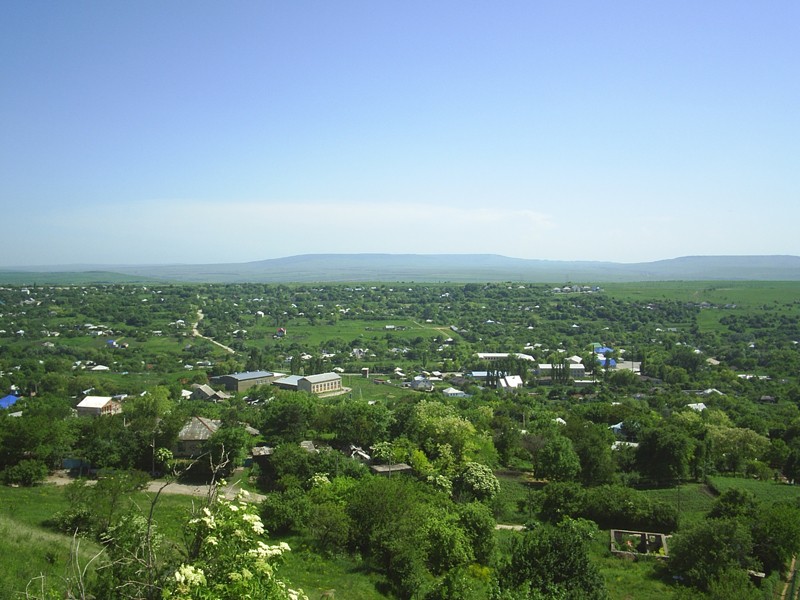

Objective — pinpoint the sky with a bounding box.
[2,1,799,267]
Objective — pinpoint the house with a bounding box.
[76,396,121,417]
[300,440,318,453]
[174,416,221,457]
[476,352,535,362]
[536,364,586,378]
[212,370,283,392]
[0,394,20,409]
[297,372,342,395]
[190,383,231,402]
[498,375,524,390]
[409,379,434,392]
[370,463,413,477]
[612,441,639,450]
[442,386,468,398]
[251,445,275,468]
[272,374,303,391]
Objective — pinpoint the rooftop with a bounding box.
[225,370,275,380]
[77,395,114,408]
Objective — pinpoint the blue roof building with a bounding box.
[0,394,20,409]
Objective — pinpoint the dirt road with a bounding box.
[192,309,236,354]
[46,470,265,504]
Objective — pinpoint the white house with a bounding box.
[76,396,121,417]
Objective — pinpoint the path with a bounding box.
[781,555,798,600]
[495,524,525,531]
[46,469,265,504]
[411,319,458,338]
[192,309,236,354]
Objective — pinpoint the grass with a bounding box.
[0,483,70,527]
[708,475,800,505]
[640,482,717,528]
[603,281,800,307]
[0,514,105,599]
[591,533,677,600]
[277,537,388,599]
[0,486,104,599]
[493,470,537,525]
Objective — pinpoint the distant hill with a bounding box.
[3,254,800,284]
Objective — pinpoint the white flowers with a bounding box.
[242,512,265,534]
[168,488,308,600]
[174,564,206,587]
[248,540,290,560]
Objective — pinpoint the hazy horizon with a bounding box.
[6,252,800,273]
[2,2,799,267]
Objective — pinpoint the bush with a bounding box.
[1,459,48,486]
[537,483,678,533]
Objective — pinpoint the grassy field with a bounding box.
[708,475,800,505]
[0,486,102,599]
[640,483,717,528]
[603,281,800,306]
[278,537,388,600]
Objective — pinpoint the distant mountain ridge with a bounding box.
[3,254,800,284]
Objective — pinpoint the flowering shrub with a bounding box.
[163,490,307,600]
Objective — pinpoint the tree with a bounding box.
[565,421,616,486]
[635,426,694,485]
[408,400,477,463]
[261,393,315,443]
[499,519,607,599]
[456,501,497,564]
[535,435,581,482]
[1,458,48,486]
[669,518,755,591]
[493,416,523,467]
[708,426,769,475]
[708,488,758,521]
[751,501,800,576]
[328,400,392,448]
[454,461,500,503]
[203,425,251,471]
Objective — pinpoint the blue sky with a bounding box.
[2,1,798,266]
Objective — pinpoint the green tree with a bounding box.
[635,426,694,485]
[565,420,615,486]
[751,501,800,575]
[535,435,581,482]
[669,518,755,591]
[454,461,500,503]
[499,519,607,599]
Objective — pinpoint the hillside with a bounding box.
[3,254,800,284]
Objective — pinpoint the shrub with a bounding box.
[1,459,48,486]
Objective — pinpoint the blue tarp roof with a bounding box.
[594,346,614,354]
[596,357,617,367]
[0,394,19,409]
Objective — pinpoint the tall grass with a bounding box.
[0,514,103,599]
